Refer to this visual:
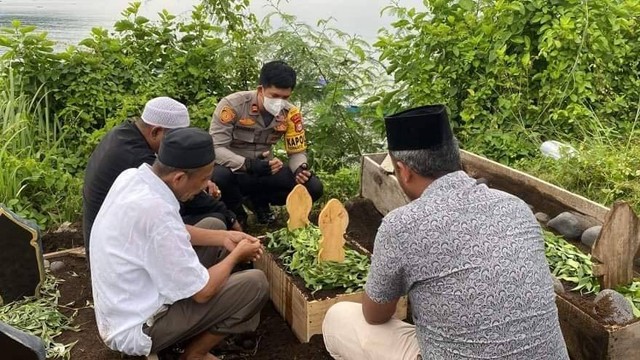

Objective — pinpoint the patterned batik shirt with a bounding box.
[365,171,569,359]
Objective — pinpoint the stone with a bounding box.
[49,261,65,273]
[547,212,589,241]
[553,277,565,294]
[43,260,50,270]
[593,289,635,325]
[475,177,489,186]
[0,206,44,304]
[535,212,550,224]
[0,321,46,360]
[581,225,602,248]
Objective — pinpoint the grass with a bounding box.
[0,67,80,229]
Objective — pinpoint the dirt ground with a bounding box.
[41,199,384,360]
[52,256,331,360]
[39,197,638,359]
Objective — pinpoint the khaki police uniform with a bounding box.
[209,90,307,172]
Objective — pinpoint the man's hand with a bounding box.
[259,151,282,175]
[231,238,263,263]
[206,180,221,199]
[222,231,259,252]
[245,158,271,176]
[295,163,312,184]
[269,157,283,174]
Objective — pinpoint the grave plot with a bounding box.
[254,185,408,343]
[362,152,640,360]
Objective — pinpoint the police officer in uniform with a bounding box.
[209,61,323,224]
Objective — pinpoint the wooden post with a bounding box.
[318,199,348,262]
[591,201,640,289]
[286,184,312,231]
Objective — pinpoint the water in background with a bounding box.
[0,0,423,49]
[0,0,197,48]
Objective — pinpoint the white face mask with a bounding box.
[263,96,285,116]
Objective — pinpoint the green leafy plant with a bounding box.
[266,225,369,293]
[543,231,640,317]
[518,140,640,214]
[375,0,640,164]
[544,231,600,294]
[0,273,80,359]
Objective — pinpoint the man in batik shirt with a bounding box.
[323,105,569,360]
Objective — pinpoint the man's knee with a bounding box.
[212,165,234,186]
[323,301,362,336]
[306,176,324,201]
[235,269,269,302]
[194,216,227,230]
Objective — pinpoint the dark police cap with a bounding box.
[158,127,215,169]
[384,104,454,151]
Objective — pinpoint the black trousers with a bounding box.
[179,192,235,227]
[212,165,324,213]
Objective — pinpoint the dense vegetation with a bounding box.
[3,1,640,356]
[1,0,640,228]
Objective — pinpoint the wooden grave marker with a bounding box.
[318,199,348,262]
[286,184,312,231]
[591,201,640,289]
[0,206,44,305]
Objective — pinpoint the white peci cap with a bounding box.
[141,97,190,129]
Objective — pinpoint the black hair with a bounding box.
[259,60,297,90]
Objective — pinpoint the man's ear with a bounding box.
[167,171,187,187]
[395,161,413,183]
[150,126,163,139]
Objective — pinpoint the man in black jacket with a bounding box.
[83,97,240,262]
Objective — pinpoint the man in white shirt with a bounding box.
[90,128,268,359]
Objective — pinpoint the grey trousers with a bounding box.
[143,217,269,353]
[144,269,268,353]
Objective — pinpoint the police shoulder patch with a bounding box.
[219,106,236,124]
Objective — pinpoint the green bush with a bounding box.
[374,0,640,164]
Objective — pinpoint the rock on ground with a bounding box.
[593,289,635,325]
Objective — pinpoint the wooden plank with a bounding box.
[254,249,408,343]
[318,199,348,262]
[592,202,640,289]
[360,155,410,215]
[608,320,640,359]
[556,294,609,360]
[459,150,609,222]
[380,153,394,173]
[43,247,86,260]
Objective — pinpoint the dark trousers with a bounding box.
[179,192,233,227]
[212,165,324,213]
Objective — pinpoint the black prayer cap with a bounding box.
[384,104,453,151]
[158,128,215,169]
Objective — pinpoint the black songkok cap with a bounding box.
[158,128,215,169]
[384,104,453,151]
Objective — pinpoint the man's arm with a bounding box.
[210,98,245,171]
[186,225,256,250]
[192,238,263,303]
[284,106,308,172]
[362,216,406,325]
[363,294,400,325]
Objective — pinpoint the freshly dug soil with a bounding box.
[344,198,384,253]
[41,222,84,253]
[49,256,331,360]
